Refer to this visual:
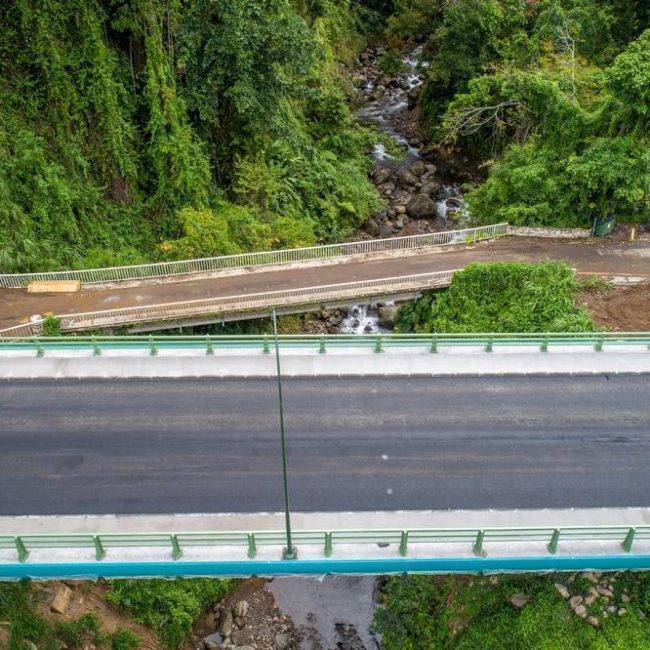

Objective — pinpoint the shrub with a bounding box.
[395,262,595,333]
[106,579,232,648]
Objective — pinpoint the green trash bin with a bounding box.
[593,216,616,237]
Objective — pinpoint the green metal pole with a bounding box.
[272,309,297,560]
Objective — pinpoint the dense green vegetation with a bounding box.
[386,0,649,228]
[374,572,650,649]
[0,581,139,650]
[106,578,232,648]
[0,0,384,272]
[395,262,595,333]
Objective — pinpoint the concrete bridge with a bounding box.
[1,332,649,577]
[1,224,648,335]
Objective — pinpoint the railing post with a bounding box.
[247,533,257,559]
[262,336,270,354]
[149,336,157,356]
[14,537,29,563]
[92,337,101,356]
[540,336,548,353]
[399,531,408,557]
[34,338,44,358]
[375,336,384,353]
[430,336,438,353]
[473,530,486,557]
[93,536,106,561]
[547,529,560,554]
[485,338,493,353]
[205,336,214,355]
[621,527,636,553]
[324,532,333,558]
[171,534,183,560]
[595,335,604,352]
[319,337,326,354]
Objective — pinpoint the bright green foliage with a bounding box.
[603,29,650,135]
[395,262,594,333]
[0,0,379,272]
[387,1,649,229]
[468,137,649,227]
[111,628,141,650]
[106,578,232,648]
[374,573,650,649]
[42,316,62,337]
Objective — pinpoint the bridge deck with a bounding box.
[1,374,648,516]
[1,237,648,330]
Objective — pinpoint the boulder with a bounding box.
[509,593,530,608]
[407,87,421,109]
[587,616,599,627]
[373,167,392,185]
[203,632,222,649]
[364,217,380,237]
[574,605,588,618]
[406,194,437,219]
[410,160,426,177]
[219,608,234,637]
[395,205,406,214]
[378,305,398,327]
[569,595,583,609]
[419,180,442,198]
[555,583,570,599]
[397,170,419,187]
[51,584,73,614]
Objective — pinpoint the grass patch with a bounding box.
[374,573,650,649]
[0,581,106,650]
[395,262,595,333]
[106,578,232,648]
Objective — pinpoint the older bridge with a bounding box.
[1,223,648,335]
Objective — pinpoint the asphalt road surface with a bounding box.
[1,375,648,515]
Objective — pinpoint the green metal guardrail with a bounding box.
[0,332,649,355]
[2,525,649,563]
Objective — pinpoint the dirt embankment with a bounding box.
[580,283,650,331]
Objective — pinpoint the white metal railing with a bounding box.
[0,224,507,288]
[0,270,456,335]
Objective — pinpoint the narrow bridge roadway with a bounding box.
[1,374,648,516]
[1,237,648,330]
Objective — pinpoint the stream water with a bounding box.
[339,45,469,334]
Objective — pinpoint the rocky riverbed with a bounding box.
[327,42,483,335]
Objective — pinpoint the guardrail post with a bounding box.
[621,527,636,553]
[430,336,438,353]
[399,531,408,557]
[324,532,333,558]
[93,536,106,561]
[247,533,257,559]
[595,336,604,352]
[375,336,384,353]
[149,336,157,356]
[171,535,183,560]
[92,337,101,356]
[540,336,548,353]
[547,529,560,554]
[34,338,44,357]
[14,537,29,563]
[485,338,493,353]
[319,337,326,354]
[262,336,270,354]
[205,336,214,355]
[473,530,486,557]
